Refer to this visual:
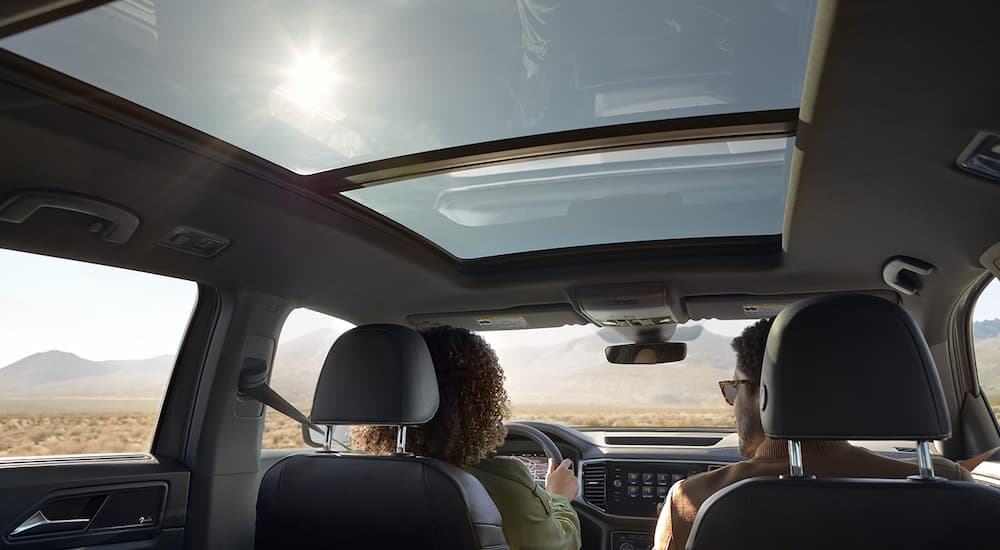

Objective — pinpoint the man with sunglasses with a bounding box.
[653,318,974,550]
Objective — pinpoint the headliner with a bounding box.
[0,1,997,347]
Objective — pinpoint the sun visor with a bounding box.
[407,304,587,331]
[684,290,899,321]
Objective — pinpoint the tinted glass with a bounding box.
[263,308,354,449]
[2,0,816,174]
[343,137,793,258]
[0,249,196,458]
[973,278,1000,423]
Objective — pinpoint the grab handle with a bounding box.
[0,190,139,244]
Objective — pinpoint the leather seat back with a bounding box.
[689,477,1000,549]
[255,324,508,550]
[257,454,507,549]
[688,294,1000,550]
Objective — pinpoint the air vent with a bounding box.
[581,462,607,511]
[604,436,723,446]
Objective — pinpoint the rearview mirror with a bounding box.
[605,342,687,364]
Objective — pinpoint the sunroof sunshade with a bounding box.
[2,1,816,175]
[343,137,794,259]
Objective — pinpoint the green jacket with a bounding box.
[465,457,582,550]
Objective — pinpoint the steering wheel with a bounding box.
[505,422,563,464]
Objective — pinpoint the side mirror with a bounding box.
[605,342,687,364]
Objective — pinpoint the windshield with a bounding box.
[480,320,755,428]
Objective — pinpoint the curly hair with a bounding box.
[350,325,511,465]
[731,317,774,382]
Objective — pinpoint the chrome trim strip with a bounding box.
[11,510,90,537]
[0,453,153,468]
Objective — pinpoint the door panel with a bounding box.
[0,459,188,549]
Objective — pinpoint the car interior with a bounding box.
[1,1,999,549]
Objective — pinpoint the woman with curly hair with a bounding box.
[351,325,581,550]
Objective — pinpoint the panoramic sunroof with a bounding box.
[1,1,816,175]
[343,137,794,259]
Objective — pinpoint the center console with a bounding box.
[611,532,654,550]
[580,459,724,550]
[581,460,718,518]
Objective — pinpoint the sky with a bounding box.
[0,249,197,368]
[3,246,999,369]
[974,279,1000,322]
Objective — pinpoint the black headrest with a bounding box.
[310,324,439,425]
[760,294,950,441]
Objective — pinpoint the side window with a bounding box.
[973,278,1000,421]
[0,249,197,458]
[262,308,354,449]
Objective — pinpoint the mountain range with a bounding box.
[2,319,1000,413]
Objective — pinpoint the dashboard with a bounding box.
[500,422,927,550]
[500,424,740,550]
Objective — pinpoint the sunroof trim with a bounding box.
[314,109,798,191]
[451,234,784,270]
[0,0,116,40]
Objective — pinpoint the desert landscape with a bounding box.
[2,319,999,456]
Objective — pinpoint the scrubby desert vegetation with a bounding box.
[0,413,157,457]
[5,402,1000,454]
[4,318,1000,456]
[257,405,736,449]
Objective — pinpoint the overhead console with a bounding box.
[575,283,684,342]
[576,283,676,328]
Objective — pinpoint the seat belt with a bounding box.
[238,358,324,435]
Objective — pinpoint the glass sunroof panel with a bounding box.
[1,1,816,175]
[343,137,794,258]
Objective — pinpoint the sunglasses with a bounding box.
[718,379,754,406]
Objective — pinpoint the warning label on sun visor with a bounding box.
[475,315,529,329]
[742,303,785,318]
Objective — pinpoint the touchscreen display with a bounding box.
[510,454,550,484]
[605,462,709,517]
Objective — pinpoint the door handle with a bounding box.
[10,510,91,537]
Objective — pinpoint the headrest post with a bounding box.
[916,440,935,479]
[323,426,334,453]
[396,425,408,454]
[788,440,804,477]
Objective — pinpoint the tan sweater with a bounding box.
[653,438,973,550]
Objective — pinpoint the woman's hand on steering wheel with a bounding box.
[504,422,579,500]
[545,458,579,500]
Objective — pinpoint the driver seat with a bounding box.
[255,324,509,550]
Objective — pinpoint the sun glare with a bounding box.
[281,53,338,112]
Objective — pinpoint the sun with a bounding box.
[280,52,338,112]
